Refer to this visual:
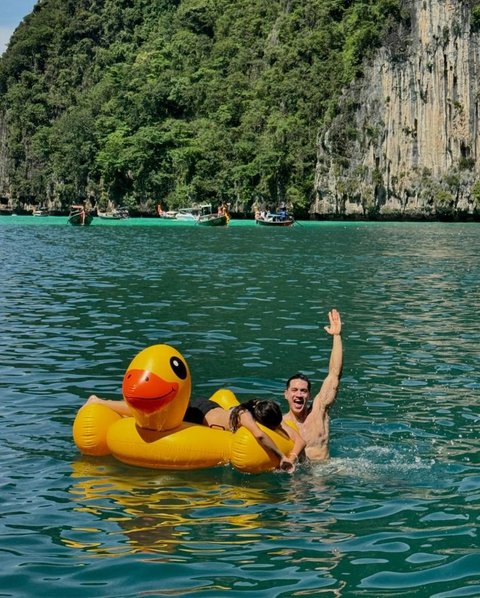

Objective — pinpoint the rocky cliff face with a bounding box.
[314,0,480,219]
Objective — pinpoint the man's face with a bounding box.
[284,378,310,417]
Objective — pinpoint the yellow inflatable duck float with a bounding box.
[73,344,293,473]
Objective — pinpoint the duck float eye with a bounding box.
[170,356,187,380]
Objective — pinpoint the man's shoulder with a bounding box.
[282,412,304,432]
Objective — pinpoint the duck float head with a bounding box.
[122,344,191,431]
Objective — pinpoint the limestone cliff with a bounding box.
[314,0,480,219]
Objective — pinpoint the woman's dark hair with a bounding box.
[230,399,282,432]
[285,372,311,392]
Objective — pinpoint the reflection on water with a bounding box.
[67,459,287,556]
[0,220,479,596]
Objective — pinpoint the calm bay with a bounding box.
[0,217,478,597]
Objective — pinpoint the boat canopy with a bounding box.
[177,204,212,216]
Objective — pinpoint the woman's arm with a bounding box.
[280,423,306,462]
[239,411,297,471]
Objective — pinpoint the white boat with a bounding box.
[157,207,178,219]
[97,207,129,220]
[33,208,49,216]
[175,204,213,221]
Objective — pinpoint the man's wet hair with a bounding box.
[285,373,311,392]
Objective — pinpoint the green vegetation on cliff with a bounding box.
[0,0,406,213]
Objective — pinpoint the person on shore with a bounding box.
[84,395,305,472]
[282,308,343,461]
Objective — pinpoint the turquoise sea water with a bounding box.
[0,216,478,597]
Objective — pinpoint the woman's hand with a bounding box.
[279,455,297,473]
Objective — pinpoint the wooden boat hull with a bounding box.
[68,212,93,226]
[256,218,294,227]
[197,214,228,226]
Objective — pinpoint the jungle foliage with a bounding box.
[0,0,407,213]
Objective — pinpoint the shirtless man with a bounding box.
[282,309,342,461]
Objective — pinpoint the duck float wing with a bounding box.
[107,419,232,470]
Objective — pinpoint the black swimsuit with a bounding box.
[183,397,219,425]
[183,397,238,430]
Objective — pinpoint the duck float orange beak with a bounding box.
[122,344,191,431]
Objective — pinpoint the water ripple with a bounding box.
[0,220,479,596]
